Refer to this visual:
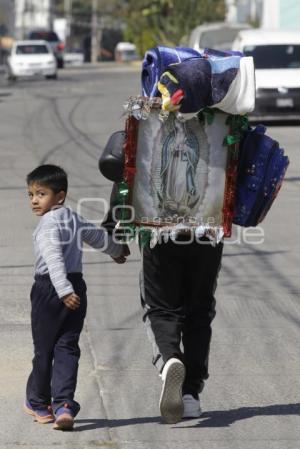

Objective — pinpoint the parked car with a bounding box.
[232,29,300,121]
[114,42,138,62]
[187,22,251,53]
[63,49,84,66]
[27,30,64,68]
[6,40,57,80]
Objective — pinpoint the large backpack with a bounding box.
[233,124,289,227]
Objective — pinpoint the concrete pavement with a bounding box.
[0,64,299,449]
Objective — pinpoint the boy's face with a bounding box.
[27,182,66,216]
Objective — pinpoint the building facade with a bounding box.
[226,0,263,24]
[262,0,300,29]
[0,0,14,36]
[14,0,51,39]
[226,0,300,30]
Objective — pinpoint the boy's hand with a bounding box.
[62,292,80,310]
[111,244,130,264]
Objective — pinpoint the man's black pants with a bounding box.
[26,273,87,416]
[141,238,223,395]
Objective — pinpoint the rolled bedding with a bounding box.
[141,45,200,97]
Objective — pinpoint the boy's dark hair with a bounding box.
[26,165,68,194]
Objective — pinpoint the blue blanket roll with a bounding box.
[159,54,241,113]
[141,46,200,98]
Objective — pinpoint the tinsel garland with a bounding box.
[198,107,216,125]
[115,115,139,243]
[222,114,249,236]
[124,115,139,194]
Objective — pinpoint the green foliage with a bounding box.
[52,0,226,56]
[123,27,157,55]
[53,0,91,17]
[120,0,226,55]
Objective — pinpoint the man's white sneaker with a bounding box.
[159,358,186,424]
[182,394,202,418]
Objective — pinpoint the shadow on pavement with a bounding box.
[177,403,300,428]
[73,416,160,431]
[72,402,300,431]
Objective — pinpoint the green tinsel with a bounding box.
[138,228,152,248]
[198,107,216,125]
[223,114,249,146]
[113,180,140,243]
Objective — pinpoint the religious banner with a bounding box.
[122,97,240,243]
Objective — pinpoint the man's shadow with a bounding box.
[73,416,160,431]
[177,403,300,428]
[73,403,299,431]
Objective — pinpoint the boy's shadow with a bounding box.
[178,403,300,428]
[73,403,300,431]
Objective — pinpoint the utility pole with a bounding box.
[64,0,72,50]
[91,0,99,63]
[48,0,53,30]
[226,0,237,22]
[249,0,257,23]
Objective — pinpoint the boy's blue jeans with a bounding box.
[26,273,87,416]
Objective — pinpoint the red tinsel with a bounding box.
[222,141,239,237]
[124,115,139,203]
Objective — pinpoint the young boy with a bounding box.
[24,164,129,430]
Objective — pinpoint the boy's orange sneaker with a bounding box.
[23,401,54,424]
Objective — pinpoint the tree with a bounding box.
[120,0,226,55]
[52,0,227,57]
[52,0,122,59]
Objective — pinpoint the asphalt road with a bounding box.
[0,64,299,449]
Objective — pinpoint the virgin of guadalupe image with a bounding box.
[158,120,200,217]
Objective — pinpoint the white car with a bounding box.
[187,22,251,53]
[7,40,57,80]
[232,29,300,121]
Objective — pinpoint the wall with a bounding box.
[15,0,51,39]
[262,0,300,29]
[279,0,300,29]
